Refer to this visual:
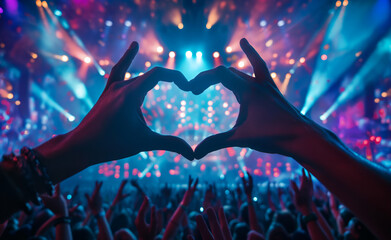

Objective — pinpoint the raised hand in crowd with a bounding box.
[135,196,158,240]
[85,181,113,240]
[290,169,328,240]
[163,176,198,240]
[196,207,232,240]
[242,171,263,235]
[38,184,72,240]
[106,180,131,222]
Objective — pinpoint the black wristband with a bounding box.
[53,216,71,226]
[302,213,318,225]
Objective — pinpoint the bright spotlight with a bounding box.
[124,20,132,27]
[68,115,76,122]
[178,23,184,29]
[277,20,285,27]
[320,114,327,121]
[238,61,245,68]
[169,51,176,58]
[125,72,131,80]
[54,10,62,16]
[145,61,151,68]
[83,56,91,63]
[186,51,192,58]
[61,55,69,62]
[260,20,267,27]
[99,69,105,76]
[42,1,48,8]
[196,51,202,58]
[206,23,212,29]
[226,46,232,53]
[105,20,113,27]
[157,46,164,54]
[213,51,220,58]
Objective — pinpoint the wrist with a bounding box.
[34,131,91,183]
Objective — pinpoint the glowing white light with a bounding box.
[157,46,164,54]
[277,20,285,27]
[105,20,113,27]
[260,20,267,27]
[213,51,220,58]
[169,51,176,58]
[124,20,132,27]
[185,51,192,58]
[84,57,91,64]
[196,51,202,58]
[68,116,75,122]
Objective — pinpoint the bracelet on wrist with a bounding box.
[302,212,318,225]
[0,147,53,219]
[53,216,71,226]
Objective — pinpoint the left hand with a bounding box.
[112,180,131,206]
[241,171,253,198]
[290,168,314,215]
[181,176,198,206]
[41,184,68,217]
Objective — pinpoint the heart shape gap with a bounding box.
[142,82,240,148]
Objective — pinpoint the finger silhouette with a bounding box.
[108,41,139,86]
[194,128,237,159]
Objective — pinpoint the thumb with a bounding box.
[194,129,236,159]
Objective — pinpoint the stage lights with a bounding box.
[185,51,192,58]
[54,9,62,16]
[277,20,285,27]
[125,72,131,80]
[321,54,328,60]
[213,51,220,58]
[105,20,113,27]
[196,51,202,58]
[83,56,91,63]
[145,61,151,68]
[169,51,176,58]
[226,46,232,53]
[238,60,245,68]
[61,55,69,62]
[260,20,267,27]
[156,46,164,54]
[124,20,132,27]
[299,57,306,63]
[265,39,273,47]
[178,23,184,29]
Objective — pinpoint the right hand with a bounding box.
[85,181,103,216]
[135,196,158,240]
[190,38,311,159]
[195,207,232,240]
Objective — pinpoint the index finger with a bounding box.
[206,208,224,240]
[239,38,269,78]
[189,66,245,95]
[131,67,190,95]
[195,215,214,240]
